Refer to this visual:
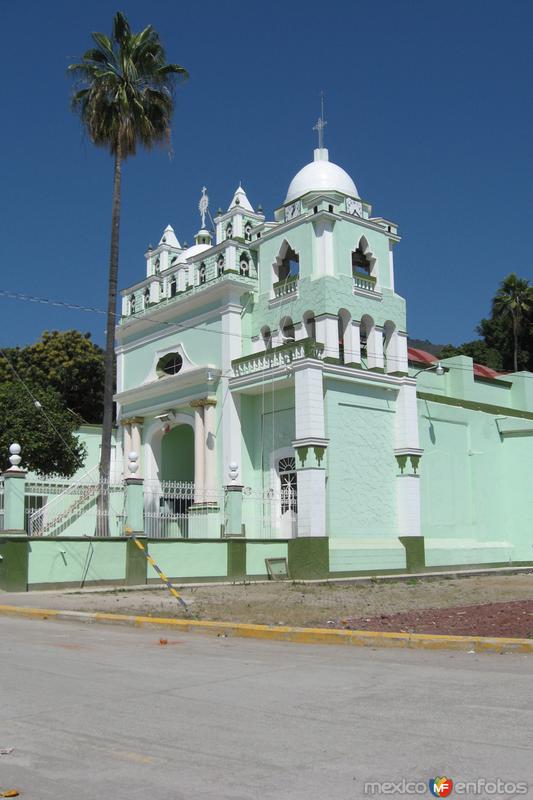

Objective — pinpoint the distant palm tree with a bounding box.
[68,13,188,512]
[493,273,532,371]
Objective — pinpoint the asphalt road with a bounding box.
[0,616,532,799]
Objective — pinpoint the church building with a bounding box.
[114,137,533,573]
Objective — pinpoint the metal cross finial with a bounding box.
[313,91,327,149]
[199,186,209,229]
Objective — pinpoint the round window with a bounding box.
[159,353,183,376]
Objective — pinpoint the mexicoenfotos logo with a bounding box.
[429,777,453,797]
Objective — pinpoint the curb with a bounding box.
[1,604,533,654]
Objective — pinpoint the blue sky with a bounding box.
[1,0,532,348]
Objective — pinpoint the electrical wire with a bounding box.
[0,287,526,378]
[0,346,86,469]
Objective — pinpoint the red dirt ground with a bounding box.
[332,599,533,638]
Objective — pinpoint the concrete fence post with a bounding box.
[0,444,29,591]
[125,477,144,535]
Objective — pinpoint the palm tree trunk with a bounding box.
[98,143,122,535]
[513,314,518,372]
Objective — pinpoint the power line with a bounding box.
[1,288,529,379]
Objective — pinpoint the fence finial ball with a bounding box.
[128,451,139,475]
[9,442,22,469]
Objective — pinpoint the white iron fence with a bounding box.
[0,479,4,531]
[26,475,125,537]
[18,474,297,539]
[143,481,297,539]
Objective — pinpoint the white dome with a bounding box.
[285,148,358,204]
[181,242,211,261]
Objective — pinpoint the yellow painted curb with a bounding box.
[0,604,532,654]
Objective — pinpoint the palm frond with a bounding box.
[68,11,188,158]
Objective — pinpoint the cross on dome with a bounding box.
[313,91,327,149]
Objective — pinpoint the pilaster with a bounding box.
[3,468,27,532]
[395,380,423,537]
[190,401,206,502]
[315,314,339,361]
[293,364,328,537]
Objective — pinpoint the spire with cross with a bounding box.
[313,91,327,149]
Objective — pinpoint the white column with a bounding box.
[315,314,339,360]
[395,380,423,537]
[122,423,132,479]
[297,468,327,537]
[312,219,335,276]
[222,304,242,485]
[227,244,237,271]
[367,325,384,369]
[178,268,187,291]
[130,419,143,477]
[396,332,408,373]
[395,382,420,450]
[295,366,325,440]
[293,364,327,537]
[204,401,217,502]
[294,322,306,341]
[233,213,243,238]
[388,242,395,291]
[149,280,160,304]
[192,404,205,502]
[345,321,361,364]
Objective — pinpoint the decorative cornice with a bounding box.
[114,366,221,408]
[292,437,329,449]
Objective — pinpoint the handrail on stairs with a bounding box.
[28,464,102,536]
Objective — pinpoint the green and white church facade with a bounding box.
[114,144,533,572]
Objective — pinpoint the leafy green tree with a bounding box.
[439,274,532,372]
[440,340,503,371]
[0,383,86,476]
[68,12,188,484]
[0,330,104,423]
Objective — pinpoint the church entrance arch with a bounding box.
[144,415,195,537]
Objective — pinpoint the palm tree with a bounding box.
[68,12,188,529]
[492,273,532,371]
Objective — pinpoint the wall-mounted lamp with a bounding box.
[155,410,176,423]
[414,361,445,378]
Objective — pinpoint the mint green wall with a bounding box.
[161,425,194,482]
[25,426,118,482]
[419,396,533,564]
[325,378,398,537]
[28,540,126,585]
[333,218,392,286]
[240,388,295,489]
[147,541,227,578]
[245,542,288,575]
[122,316,223,392]
[257,224,314,288]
